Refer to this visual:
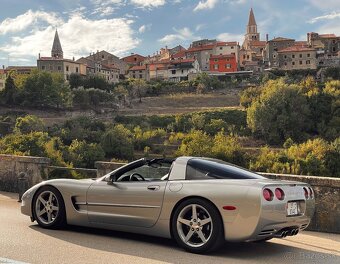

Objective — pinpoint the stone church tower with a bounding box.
[51,30,63,59]
[243,8,260,49]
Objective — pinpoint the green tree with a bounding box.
[21,71,72,108]
[1,74,17,105]
[14,115,44,134]
[177,130,213,156]
[101,124,134,160]
[247,79,310,144]
[69,73,83,88]
[211,132,245,166]
[130,79,147,103]
[68,139,105,168]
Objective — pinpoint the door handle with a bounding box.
[147,185,160,191]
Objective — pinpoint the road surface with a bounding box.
[0,191,339,264]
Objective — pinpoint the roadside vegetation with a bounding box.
[0,69,339,178]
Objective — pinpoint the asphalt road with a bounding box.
[1,191,339,264]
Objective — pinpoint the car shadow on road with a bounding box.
[29,224,340,264]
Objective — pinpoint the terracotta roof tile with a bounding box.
[269,37,294,42]
[278,46,316,53]
[129,65,147,71]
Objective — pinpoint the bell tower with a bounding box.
[51,29,63,59]
[243,8,260,48]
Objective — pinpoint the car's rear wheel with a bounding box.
[33,186,66,229]
[172,198,224,254]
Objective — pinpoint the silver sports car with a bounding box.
[21,157,315,253]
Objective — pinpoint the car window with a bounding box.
[118,162,172,182]
[186,158,266,180]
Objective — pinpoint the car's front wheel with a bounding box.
[33,186,66,229]
[172,198,224,254]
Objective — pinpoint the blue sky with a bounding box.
[0,0,339,66]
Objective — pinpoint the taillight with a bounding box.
[275,188,285,200]
[303,187,309,199]
[263,188,273,201]
[308,187,314,199]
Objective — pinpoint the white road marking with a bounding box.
[0,258,29,264]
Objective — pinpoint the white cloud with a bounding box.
[130,0,166,9]
[194,0,219,12]
[0,10,62,35]
[308,12,340,24]
[0,12,139,62]
[159,27,200,45]
[138,24,152,33]
[217,32,243,43]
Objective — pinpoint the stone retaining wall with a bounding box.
[0,154,50,193]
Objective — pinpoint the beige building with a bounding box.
[264,37,295,68]
[213,41,240,66]
[76,57,120,84]
[127,65,148,80]
[84,51,128,75]
[37,30,86,81]
[278,46,317,70]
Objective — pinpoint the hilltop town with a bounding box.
[1,8,339,88]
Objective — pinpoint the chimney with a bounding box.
[38,53,41,59]
[73,57,75,61]
[266,34,269,42]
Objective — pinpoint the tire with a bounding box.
[171,198,224,254]
[32,186,66,229]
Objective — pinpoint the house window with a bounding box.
[58,66,61,71]
[299,61,303,65]
[139,70,142,73]
[292,54,295,58]
[139,74,143,78]
[284,55,287,59]
[214,64,219,70]
[284,62,287,66]
[333,47,336,52]
[133,74,136,78]
[306,60,310,64]
[181,69,184,74]
[226,64,231,69]
[292,62,295,65]
[273,43,277,46]
[273,54,276,58]
[76,67,79,73]
[231,46,234,49]
[66,66,69,71]
[220,47,223,50]
[299,54,303,58]
[214,59,218,62]
[172,70,176,74]
[42,66,45,70]
[102,55,104,59]
[307,53,310,57]
[49,65,53,70]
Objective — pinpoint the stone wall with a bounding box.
[260,173,340,234]
[0,154,50,193]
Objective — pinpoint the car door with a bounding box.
[86,164,169,228]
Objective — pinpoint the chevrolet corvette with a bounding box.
[21,157,315,253]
